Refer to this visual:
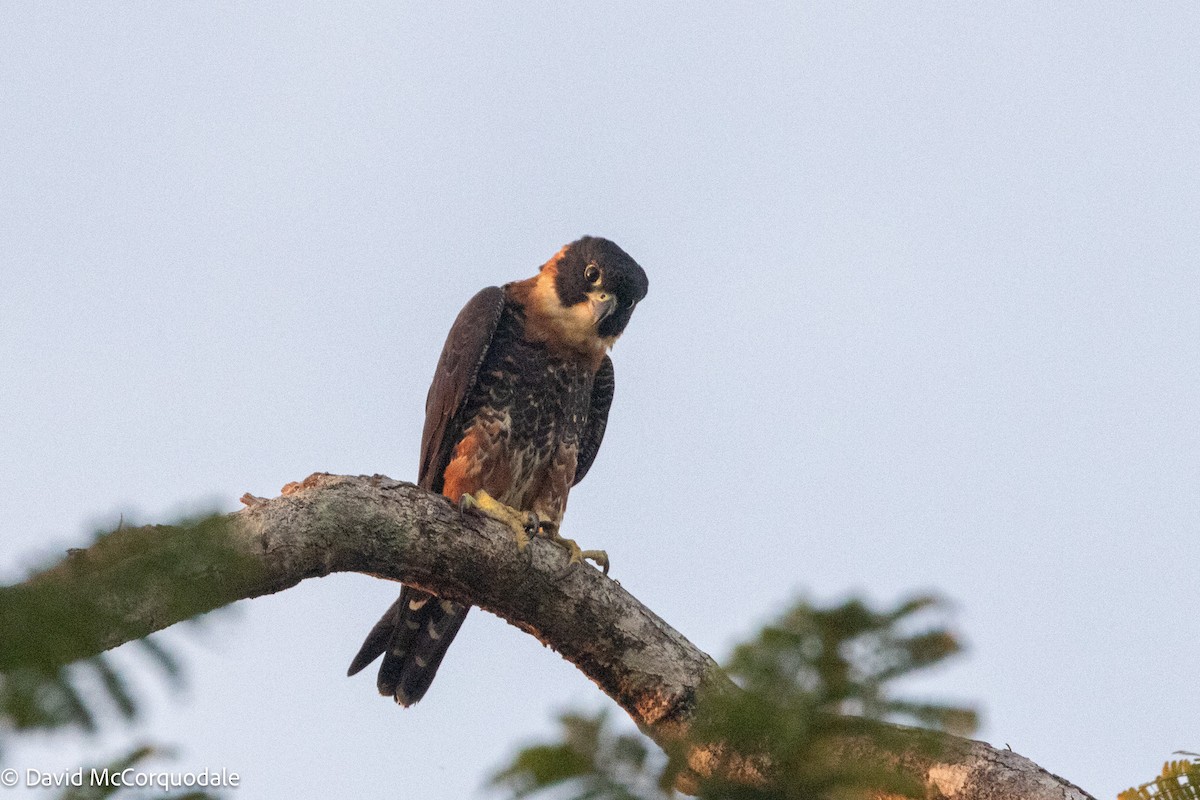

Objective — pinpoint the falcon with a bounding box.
[347,236,649,706]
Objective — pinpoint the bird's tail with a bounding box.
[347,585,469,706]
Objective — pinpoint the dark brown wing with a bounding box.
[348,287,503,695]
[573,354,614,486]
[418,286,506,493]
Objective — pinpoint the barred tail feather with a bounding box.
[346,596,403,677]
[348,586,468,707]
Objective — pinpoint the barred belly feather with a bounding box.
[445,304,594,525]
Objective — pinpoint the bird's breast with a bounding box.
[465,321,594,510]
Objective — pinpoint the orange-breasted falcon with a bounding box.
[347,236,648,706]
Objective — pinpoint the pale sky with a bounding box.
[2,4,1198,798]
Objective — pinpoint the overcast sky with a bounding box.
[3,4,1198,798]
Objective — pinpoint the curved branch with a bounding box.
[11,473,1094,800]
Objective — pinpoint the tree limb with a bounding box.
[9,473,1094,800]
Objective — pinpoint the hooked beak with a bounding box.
[588,292,616,325]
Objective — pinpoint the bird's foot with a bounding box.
[537,521,609,575]
[460,490,536,554]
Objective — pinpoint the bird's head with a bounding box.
[524,236,648,359]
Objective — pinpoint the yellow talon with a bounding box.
[537,521,609,575]
[458,495,609,574]
[460,491,535,553]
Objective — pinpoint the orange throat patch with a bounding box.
[509,257,614,369]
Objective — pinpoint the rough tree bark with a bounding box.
[15,473,1094,800]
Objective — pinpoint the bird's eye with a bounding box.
[584,264,602,285]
